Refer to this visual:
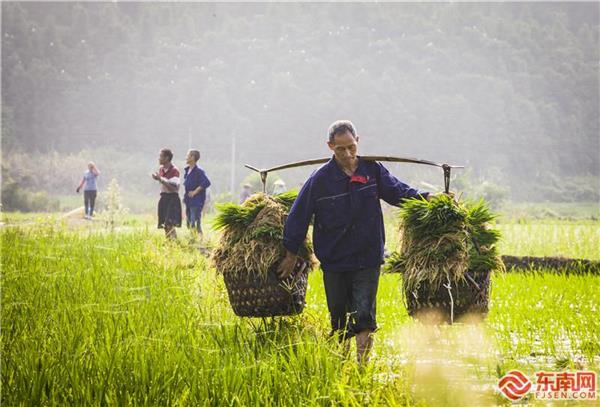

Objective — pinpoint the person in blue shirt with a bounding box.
[277,120,432,364]
[76,162,100,220]
[183,149,211,236]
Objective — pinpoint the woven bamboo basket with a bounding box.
[403,269,491,323]
[223,259,309,317]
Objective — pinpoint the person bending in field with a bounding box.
[278,120,433,364]
[152,148,182,240]
[183,149,211,237]
[76,161,100,220]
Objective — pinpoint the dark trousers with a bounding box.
[323,267,380,340]
[186,205,203,234]
[84,190,97,216]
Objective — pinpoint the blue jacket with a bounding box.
[283,156,429,273]
[183,165,211,207]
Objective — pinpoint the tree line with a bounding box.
[2,2,598,209]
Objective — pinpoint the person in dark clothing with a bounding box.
[76,162,100,220]
[277,120,432,364]
[183,149,211,236]
[152,148,182,240]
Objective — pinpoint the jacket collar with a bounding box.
[328,155,367,181]
[184,164,198,174]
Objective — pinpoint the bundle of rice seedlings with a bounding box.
[212,191,316,279]
[385,194,505,292]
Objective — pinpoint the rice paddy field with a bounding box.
[1,213,599,406]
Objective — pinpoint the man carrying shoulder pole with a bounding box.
[277,120,432,364]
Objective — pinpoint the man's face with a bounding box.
[328,130,359,167]
[159,152,169,166]
[186,152,196,166]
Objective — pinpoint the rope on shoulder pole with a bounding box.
[244,156,464,193]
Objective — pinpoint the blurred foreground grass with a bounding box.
[2,224,598,405]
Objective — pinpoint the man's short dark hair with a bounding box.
[328,120,357,142]
[160,148,173,162]
[188,149,200,162]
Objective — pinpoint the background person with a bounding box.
[272,179,287,195]
[183,149,211,236]
[152,148,182,240]
[239,183,252,204]
[76,161,100,220]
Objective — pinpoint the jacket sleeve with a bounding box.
[198,169,211,189]
[283,177,315,255]
[377,163,429,206]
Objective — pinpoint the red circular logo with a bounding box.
[498,370,532,401]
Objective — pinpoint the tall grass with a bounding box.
[2,223,599,405]
[496,221,600,260]
[1,227,414,405]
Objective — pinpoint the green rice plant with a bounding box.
[97,178,129,231]
[211,192,316,279]
[212,191,297,237]
[385,195,504,291]
[0,226,416,406]
[497,220,600,260]
[1,224,598,405]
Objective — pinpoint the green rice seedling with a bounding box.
[497,220,600,260]
[2,223,599,405]
[211,192,316,279]
[385,195,504,292]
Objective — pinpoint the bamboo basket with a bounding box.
[222,259,309,317]
[403,269,491,323]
